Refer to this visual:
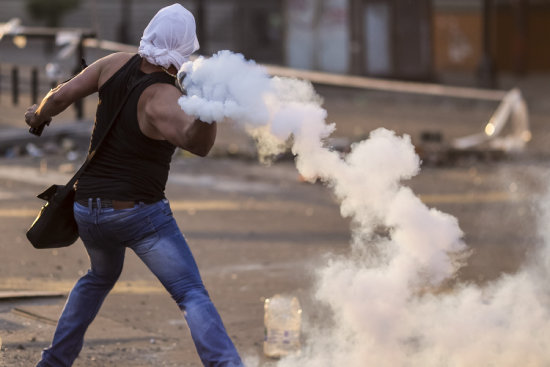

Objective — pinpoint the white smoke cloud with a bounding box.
[179,51,271,125]
[178,51,550,366]
[179,51,334,162]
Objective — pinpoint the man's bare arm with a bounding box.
[24,62,100,128]
[24,52,132,128]
[141,85,217,157]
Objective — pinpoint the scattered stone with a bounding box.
[60,137,76,151]
[66,150,79,161]
[4,146,21,158]
[58,163,75,174]
[42,142,61,154]
[25,142,43,157]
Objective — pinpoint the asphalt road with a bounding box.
[0,148,548,366]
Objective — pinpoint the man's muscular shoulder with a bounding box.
[140,82,183,116]
[97,52,135,89]
[137,81,183,140]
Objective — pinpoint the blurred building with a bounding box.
[1,0,548,80]
[338,0,433,79]
[285,0,433,79]
[434,0,550,75]
[287,0,549,79]
[0,0,284,63]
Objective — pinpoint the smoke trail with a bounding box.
[178,51,550,366]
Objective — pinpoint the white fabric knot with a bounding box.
[138,4,200,70]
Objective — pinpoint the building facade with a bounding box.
[434,0,550,74]
[1,0,549,79]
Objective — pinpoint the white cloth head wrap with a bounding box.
[138,4,200,70]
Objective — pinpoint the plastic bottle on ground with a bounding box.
[263,294,302,358]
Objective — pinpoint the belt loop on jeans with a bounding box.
[88,198,93,214]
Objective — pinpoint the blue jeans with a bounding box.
[37,199,243,367]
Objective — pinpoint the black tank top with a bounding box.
[75,54,177,203]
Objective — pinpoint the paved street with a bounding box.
[0,147,549,366]
[0,153,353,366]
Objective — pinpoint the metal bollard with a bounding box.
[74,41,85,120]
[11,66,19,105]
[75,98,83,120]
[31,67,39,104]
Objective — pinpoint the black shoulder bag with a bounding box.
[26,81,140,249]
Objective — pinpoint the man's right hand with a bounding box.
[25,104,51,128]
